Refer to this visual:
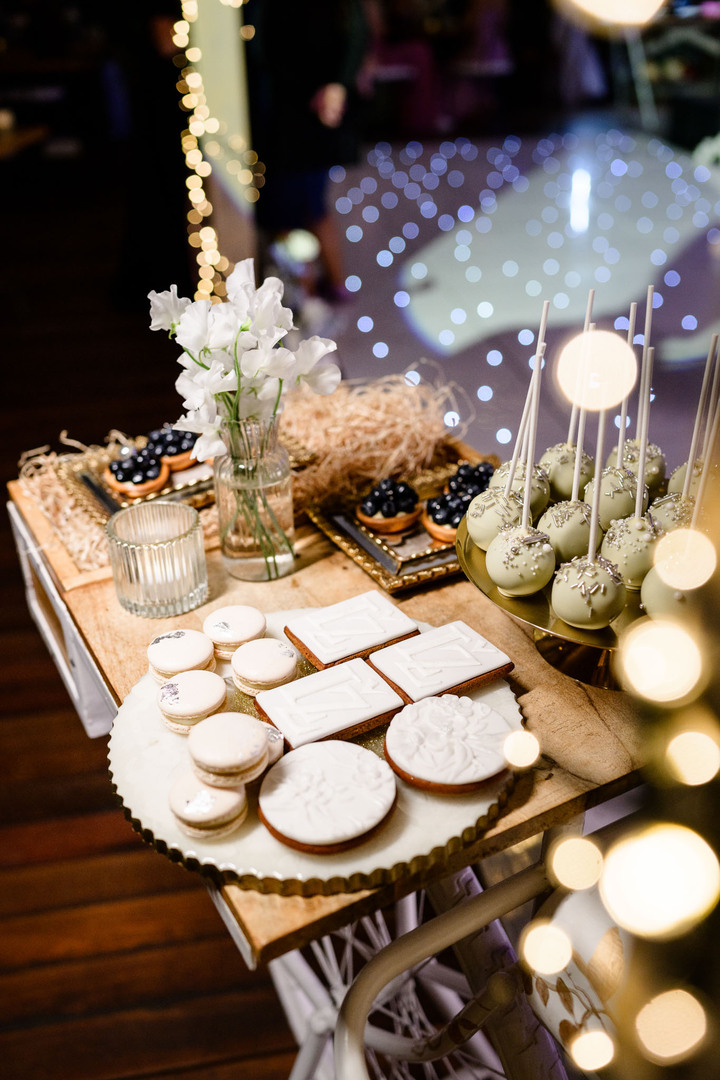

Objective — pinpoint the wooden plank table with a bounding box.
[7,479,646,966]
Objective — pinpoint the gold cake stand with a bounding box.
[455,518,644,689]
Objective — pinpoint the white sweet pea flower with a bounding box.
[290,336,342,395]
[174,401,224,461]
[148,285,191,332]
[175,301,212,356]
[301,359,342,396]
[249,277,294,343]
[240,343,296,381]
[226,258,257,311]
[176,357,238,410]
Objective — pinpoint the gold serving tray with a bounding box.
[307,449,500,594]
[455,518,644,687]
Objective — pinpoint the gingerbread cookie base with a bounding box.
[258,799,397,855]
[284,625,419,671]
[384,743,510,795]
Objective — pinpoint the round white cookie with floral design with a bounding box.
[384,694,512,793]
[258,741,397,854]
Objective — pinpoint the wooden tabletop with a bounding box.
[8,479,646,966]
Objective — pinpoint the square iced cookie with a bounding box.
[255,658,404,749]
[367,621,514,703]
[283,590,419,669]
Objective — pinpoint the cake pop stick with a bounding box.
[634,346,655,520]
[682,333,718,502]
[566,289,595,447]
[570,408,588,503]
[692,389,720,529]
[615,302,638,469]
[502,300,550,501]
[521,342,546,530]
[635,285,654,443]
[701,335,720,465]
[587,408,608,559]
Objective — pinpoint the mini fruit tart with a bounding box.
[146,426,199,472]
[356,478,422,533]
[445,460,495,498]
[422,489,473,542]
[104,447,171,497]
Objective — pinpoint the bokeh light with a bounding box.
[654,528,717,591]
[520,920,573,974]
[666,731,720,786]
[569,1030,615,1071]
[600,823,720,939]
[617,618,704,704]
[556,330,637,411]
[635,988,707,1063]
[549,836,604,890]
[504,729,540,768]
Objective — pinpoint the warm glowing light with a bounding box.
[549,836,603,890]
[569,1030,615,1071]
[503,729,540,768]
[600,823,720,939]
[654,528,716,591]
[520,920,573,974]
[666,731,720,786]
[635,989,707,1063]
[617,618,703,703]
[569,168,591,234]
[556,330,637,411]
[556,0,664,29]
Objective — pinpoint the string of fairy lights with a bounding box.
[173,0,263,301]
[166,0,720,1074]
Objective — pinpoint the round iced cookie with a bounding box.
[607,438,666,498]
[649,492,694,532]
[488,462,550,519]
[157,669,227,734]
[600,513,664,590]
[384,695,510,793]
[537,499,600,565]
[583,466,647,531]
[188,711,270,787]
[485,524,556,597]
[551,554,627,630]
[466,487,523,551]
[258,741,397,854]
[667,459,703,498]
[640,565,703,619]
[539,442,595,503]
[169,770,248,839]
[147,628,216,684]
[202,604,266,660]
[231,637,298,696]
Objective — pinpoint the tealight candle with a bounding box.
[106,500,209,618]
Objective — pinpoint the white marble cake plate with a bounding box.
[108,609,524,896]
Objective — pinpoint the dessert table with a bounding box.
[7,475,646,970]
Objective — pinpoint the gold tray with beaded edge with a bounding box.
[307,445,500,594]
[455,517,644,687]
[54,433,316,526]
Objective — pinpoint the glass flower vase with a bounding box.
[213,416,295,581]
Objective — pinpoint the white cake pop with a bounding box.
[485,523,556,597]
[600,513,665,590]
[607,437,666,498]
[583,465,647,531]
[640,565,702,619]
[667,459,703,497]
[649,492,694,532]
[551,554,627,630]
[539,442,595,503]
[488,461,550,519]
[537,499,601,565]
[466,487,524,551]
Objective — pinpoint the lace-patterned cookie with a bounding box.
[384,695,512,793]
[283,590,418,669]
[258,741,397,853]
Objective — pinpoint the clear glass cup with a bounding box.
[106,501,209,618]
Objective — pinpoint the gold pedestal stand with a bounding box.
[455,519,643,690]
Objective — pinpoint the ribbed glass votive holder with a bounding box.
[106,501,208,618]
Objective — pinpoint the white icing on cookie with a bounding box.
[284,590,417,664]
[369,621,511,700]
[259,742,396,847]
[385,695,511,785]
[256,658,403,746]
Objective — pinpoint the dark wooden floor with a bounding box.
[1,151,298,1079]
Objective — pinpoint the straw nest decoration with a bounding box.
[17,369,471,572]
[282,368,471,510]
